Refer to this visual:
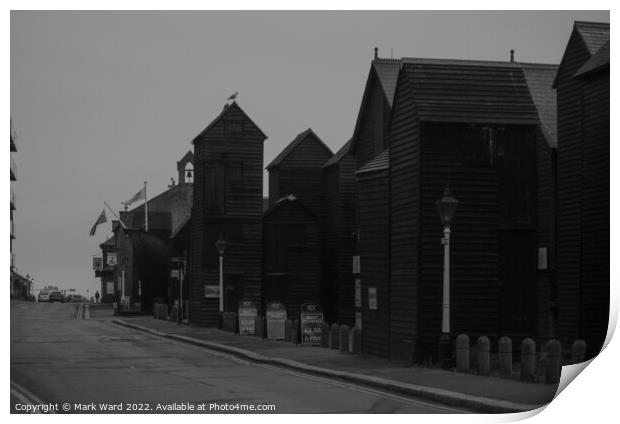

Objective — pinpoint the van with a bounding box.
[38,290,50,302]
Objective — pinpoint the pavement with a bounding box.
[11,301,470,413]
[112,315,560,413]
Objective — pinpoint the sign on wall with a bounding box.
[238,300,257,336]
[204,285,220,298]
[266,301,287,340]
[106,252,118,267]
[355,312,362,330]
[170,269,180,279]
[368,287,377,310]
[93,257,103,271]
[300,303,323,346]
[106,281,115,295]
[538,247,548,270]
[352,255,361,274]
[355,279,361,308]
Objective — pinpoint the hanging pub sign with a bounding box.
[238,300,257,336]
[266,301,287,340]
[93,257,103,271]
[300,303,324,346]
[106,252,118,267]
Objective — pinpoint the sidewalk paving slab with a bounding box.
[111,316,559,414]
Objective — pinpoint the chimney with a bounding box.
[510,49,515,63]
[374,47,378,59]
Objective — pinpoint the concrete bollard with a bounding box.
[571,340,587,364]
[476,336,490,376]
[330,324,340,350]
[284,319,293,342]
[321,323,330,348]
[349,326,362,354]
[521,338,536,382]
[545,339,562,384]
[456,334,470,373]
[292,320,300,344]
[339,325,350,353]
[499,336,512,378]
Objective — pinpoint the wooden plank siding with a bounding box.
[263,199,321,319]
[190,103,266,326]
[388,72,421,361]
[357,168,390,358]
[555,31,593,346]
[577,71,610,357]
[323,153,357,325]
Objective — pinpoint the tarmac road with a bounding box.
[10,301,468,414]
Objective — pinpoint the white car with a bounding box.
[37,290,50,302]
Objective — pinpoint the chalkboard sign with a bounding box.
[238,300,257,335]
[300,303,324,346]
[266,301,287,340]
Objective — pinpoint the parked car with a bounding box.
[65,294,87,303]
[49,291,65,303]
[37,290,50,302]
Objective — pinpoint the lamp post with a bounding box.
[436,185,458,368]
[215,235,228,313]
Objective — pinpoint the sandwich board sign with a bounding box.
[266,301,287,340]
[238,300,257,336]
[300,303,324,346]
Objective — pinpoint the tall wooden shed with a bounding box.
[387,58,542,361]
[190,102,267,326]
[554,21,609,358]
[322,139,356,324]
[263,195,321,319]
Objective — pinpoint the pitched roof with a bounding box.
[574,21,610,56]
[575,40,610,78]
[399,58,539,125]
[266,128,332,170]
[99,236,115,249]
[372,59,401,107]
[350,59,401,154]
[356,149,390,175]
[323,138,352,168]
[263,194,317,219]
[192,101,267,143]
[520,63,558,148]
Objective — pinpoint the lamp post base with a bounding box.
[438,332,453,369]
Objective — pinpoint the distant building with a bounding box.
[95,152,193,311]
[554,21,610,358]
[189,102,267,325]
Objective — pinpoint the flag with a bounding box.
[122,185,146,207]
[89,209,107,236]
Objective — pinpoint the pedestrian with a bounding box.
[95,290,100,304]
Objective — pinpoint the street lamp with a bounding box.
[215,235,228,313]
[436,185,458,368]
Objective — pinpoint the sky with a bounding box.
[9,10,610,296]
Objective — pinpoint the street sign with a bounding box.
[238,300,257,335]
[266,301,287,340]
[300,303,323,346]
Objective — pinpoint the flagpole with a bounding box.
[144,181,149,232]
[104,201,128,229]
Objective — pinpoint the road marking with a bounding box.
[10,380,51,414]
[127,327,466,413]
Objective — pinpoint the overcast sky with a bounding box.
[9,10,609,295]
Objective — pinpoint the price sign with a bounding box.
[300,303,324,346]
[266,301,287,340]
[238,300,257,335]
